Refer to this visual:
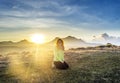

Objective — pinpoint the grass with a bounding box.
[0,46,120,83]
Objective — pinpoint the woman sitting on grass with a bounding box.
[53,38,69,70]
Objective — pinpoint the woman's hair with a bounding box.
[56,38,64,50]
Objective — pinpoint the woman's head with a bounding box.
[56,38,64,50]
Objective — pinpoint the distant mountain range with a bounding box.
[0,39,32,45]
[47,36,99,49]
[49,36,85,44]
[0,36,99,49]
[0,33,119,49]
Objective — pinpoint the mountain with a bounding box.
[63,36,85,43]
[0,36,100,49]
[16,39,32,44]
[0,41,13,45]
[50,36,85,43]
[48,36,84,44]
[47,36,98,49]
[92,33,120,45]
[0,39,32,46]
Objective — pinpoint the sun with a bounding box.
[31,34,45,44]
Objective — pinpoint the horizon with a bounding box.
[0,33,120,45]
[0,33,113,41]
[0,0,120,42]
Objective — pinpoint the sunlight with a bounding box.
[31,34,45,44]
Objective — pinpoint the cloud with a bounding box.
[0,0,83,31]
[0,0,97,24]
[92,33,120,45]
[0,18,71,33]
[0,0,120,42]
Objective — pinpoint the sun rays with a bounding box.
[30,34,45,44]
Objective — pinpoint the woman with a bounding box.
[53,38,69,69]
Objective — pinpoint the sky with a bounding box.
[0,0,120,42]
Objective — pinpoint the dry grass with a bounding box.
[0,45,120,83]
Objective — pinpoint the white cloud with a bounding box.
[92,33,120,45]
[0,17,70,28]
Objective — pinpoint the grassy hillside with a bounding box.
[0,46,120,83]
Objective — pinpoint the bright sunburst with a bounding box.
[31,34,45,44]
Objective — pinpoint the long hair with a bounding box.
[56,39,64,50]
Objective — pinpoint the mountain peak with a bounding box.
[49,36,85,44]
[101,33,109,38]
[62,36,85,43]
[0,41,13,44]
[17,39,30,44]
[65,36,77,39]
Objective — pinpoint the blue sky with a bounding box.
[0,0,120,42]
